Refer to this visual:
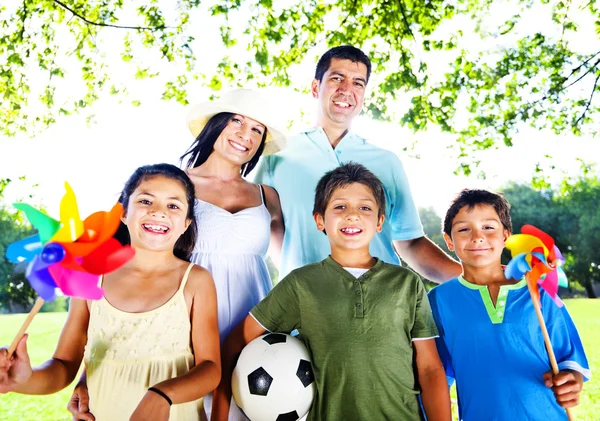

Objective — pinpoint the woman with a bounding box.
[183,88,286,342]
[68,89,287,421]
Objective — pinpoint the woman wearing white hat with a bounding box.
[182,89,287,421]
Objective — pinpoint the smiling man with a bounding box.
[254,45,461,281]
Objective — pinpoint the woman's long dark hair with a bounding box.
[116,163,198,262]
[180,112,268,176]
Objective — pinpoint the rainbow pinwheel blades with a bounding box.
[6,183,134,301]
[505,224,565,307]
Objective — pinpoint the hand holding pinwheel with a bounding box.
[5,183,134,357]
[505,225,574,420]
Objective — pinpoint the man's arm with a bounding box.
[393,237,461,283]
[414,339,451,421]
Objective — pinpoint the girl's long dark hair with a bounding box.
[180,112,267,176]
[116,163,198,261]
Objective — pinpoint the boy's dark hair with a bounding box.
[180,112,267,177]
[314,45,372,84]
[117,163,198,262]
[443,189,512,236]
[313,162,386,218]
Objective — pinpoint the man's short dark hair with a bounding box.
[443,189,512,236]
[313,162,386,218]
[314,45,372,83]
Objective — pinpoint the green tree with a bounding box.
[502,179,599,298]
[554,169,600,298]
[2,1,599,174]
[0,179,37,312]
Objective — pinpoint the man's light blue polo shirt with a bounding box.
[254,128,423,278]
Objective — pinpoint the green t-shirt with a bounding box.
[250,257,438,421]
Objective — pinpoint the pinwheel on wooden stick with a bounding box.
[5,183,134,357]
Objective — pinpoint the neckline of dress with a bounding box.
[195,197,266,216]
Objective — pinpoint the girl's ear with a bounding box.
[120,207,128,224]
[185,218,192,230]
[443,232,455,252]
[503,229,511,243]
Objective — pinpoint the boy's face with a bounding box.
[444,204,509,270]
[314,182,384,253]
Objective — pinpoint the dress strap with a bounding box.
[258,184,266,205]
[179,262,195,291]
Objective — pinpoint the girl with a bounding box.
[0,164,220,421]
[69,89,288,421]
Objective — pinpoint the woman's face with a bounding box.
[212,114,266,166]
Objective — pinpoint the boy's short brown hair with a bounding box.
[313,162,386,218]
[443,189,512,236]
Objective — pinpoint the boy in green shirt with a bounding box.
[212,163,451,421]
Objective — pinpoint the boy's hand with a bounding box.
[543,369,583,408]
[0,335,33,393]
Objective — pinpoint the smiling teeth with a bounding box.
[144,224,168,232]
[342,228,361,233]
[230,141,248,152]
[334,101,350,107]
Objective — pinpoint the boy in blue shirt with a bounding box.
[428,189,590,420]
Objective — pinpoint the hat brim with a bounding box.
[187,102,287,156]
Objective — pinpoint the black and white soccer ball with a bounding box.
[232,333,315,421]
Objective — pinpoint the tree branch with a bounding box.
[562,50,600,84]
[573,72,600,127]
[562,57,600,91]
[398,0,416,41]
[52,0,171,31]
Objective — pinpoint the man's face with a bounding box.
[311,58,368,129]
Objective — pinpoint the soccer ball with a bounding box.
[232,333,315,421]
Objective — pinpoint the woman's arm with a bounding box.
[414,339,451,421]
[0,298,89,395]
[262,185,284,267]
[211,315,266,421]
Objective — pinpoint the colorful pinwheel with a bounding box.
[5,182,135,356]
[505,224,567,307]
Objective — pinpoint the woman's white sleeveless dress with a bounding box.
[191,185,272,420]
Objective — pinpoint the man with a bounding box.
[254,45,461,281]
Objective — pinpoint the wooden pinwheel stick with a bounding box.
[7,297,45,358]
[526,273,574,421]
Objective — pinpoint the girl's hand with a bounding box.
[129,389,171,421]
[67,380,95,421]
[0,335,33,393]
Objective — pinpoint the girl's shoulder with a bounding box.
[183,263,216,292]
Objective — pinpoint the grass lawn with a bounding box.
[0,299,598,421]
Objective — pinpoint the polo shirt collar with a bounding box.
[302,127,367,150]
[324,255,383,282]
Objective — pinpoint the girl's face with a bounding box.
[122,175,191,253]
[212,114,266,165]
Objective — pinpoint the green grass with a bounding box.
[0,299,598,421]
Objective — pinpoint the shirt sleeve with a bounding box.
[427,287,456,387]
[411,276,439,339]
[251,155,274,187]
[545,297,591,381]
[387,154,424,241]
[250,272,300,334]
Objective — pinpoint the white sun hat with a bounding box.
[186,89,288,156]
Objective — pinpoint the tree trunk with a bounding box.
[584,281,597,299]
